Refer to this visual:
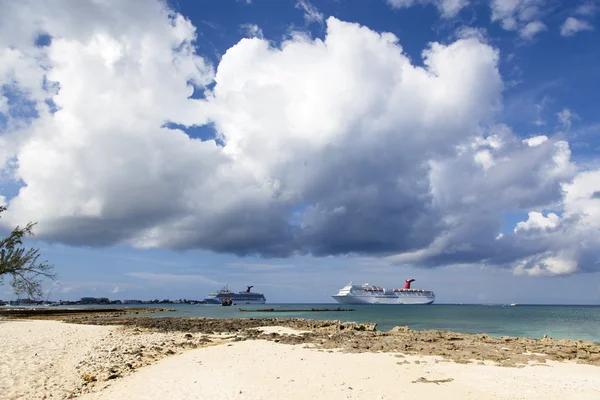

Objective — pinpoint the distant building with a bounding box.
[122,299,141,304]
[16,298,36,304]
[80,297,110,304]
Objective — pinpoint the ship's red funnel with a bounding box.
[246,286,254,293]
[403,279,415,289]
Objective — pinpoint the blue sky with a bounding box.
[1,0,600,303]
[30,241,600,304]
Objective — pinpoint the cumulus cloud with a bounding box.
[386,0,469,18]
[560,17,594,36]
[512,170,600,276]
[1,0,599,277]
[202,17,504,258]
[524,135,548,147]
[514,211,560,232]
[389,128,577,268]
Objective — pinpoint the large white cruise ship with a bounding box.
[204,285,266,305]
[332,279,435,305]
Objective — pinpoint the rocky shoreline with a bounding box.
[63,315,600,397]
[71,316,600,367]
[7,308,600,368]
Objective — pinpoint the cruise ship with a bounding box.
[204,285,266,305]
[332,279,435,305]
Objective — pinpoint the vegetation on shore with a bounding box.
[0,206,55,298]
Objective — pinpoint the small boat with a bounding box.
[221,298,233,306]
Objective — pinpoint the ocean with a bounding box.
[141,303,600,343]
[6,303,598,343]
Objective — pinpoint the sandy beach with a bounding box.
[1,316,599,400]
[77,340,600,400]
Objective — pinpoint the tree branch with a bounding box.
[0,206,56,299]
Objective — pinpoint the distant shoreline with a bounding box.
[0,306,173,319]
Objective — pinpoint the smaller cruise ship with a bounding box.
[332,279,435,305]
[204,285,266,305]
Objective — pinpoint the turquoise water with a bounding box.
[142,303,600,343]
[7,303,599,342]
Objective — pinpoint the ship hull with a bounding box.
[204,295,266,305]
[332,295,434,305]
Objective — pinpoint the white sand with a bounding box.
[0,320,115,400]
[2,320,599,400]
[80,341,600,400]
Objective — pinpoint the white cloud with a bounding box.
[509,169,600,276]
[524,135,548,147]
[203,17,507,258]
[389,126,577,271]
[562,170,600,221]
[474,149,495,170]
[576,2,597,16]
[1,1,599,278]
[514,211,560,232]
[533,96,550,126]
[519,20,547,39]
[295,0,323,24]
[491,0,538,30]
[557,108,577,131]
[491,0,548,38]
[472,133,503,150]
[514,254,578,276]
[455,26,488,42]
[560,17,594,36]
[387,0,469,18]
[241,23,264,39]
